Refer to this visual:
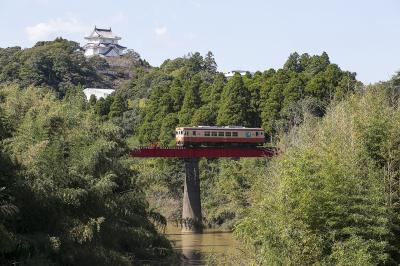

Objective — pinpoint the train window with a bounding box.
[256,132,259,136]
[211,132,217,136]
[205,131,210,136]
[261,132,264,135]
[232,132,238,137]
[218,132,224,136]
[193,131,196,136]
[225,132,231,137]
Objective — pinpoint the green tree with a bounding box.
[89,94,97,106]
[0,86,172,265]
[235,90,400,265]
[179,77,201,125]
[159,113,179,146]
[260,69,290,133]
[204,51,217,73]
[283,52,303,72]
[217,73,251,126]
[109,95,125,118]
[13,38,99,96]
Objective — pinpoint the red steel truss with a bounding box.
[129,147,277,158]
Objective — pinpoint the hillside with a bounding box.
[1,37,400,265]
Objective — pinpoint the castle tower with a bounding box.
[83,26,126,57]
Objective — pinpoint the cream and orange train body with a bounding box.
[175,126,265,147]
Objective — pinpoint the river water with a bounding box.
[165,226,238,265]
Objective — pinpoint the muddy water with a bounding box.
[165,226,238,265]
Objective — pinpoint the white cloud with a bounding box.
[154,26,167,37]
[190,0,201,8]
[25,17,89,42]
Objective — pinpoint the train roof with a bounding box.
[176,126,263,130]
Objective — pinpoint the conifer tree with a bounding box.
[283,52,302,72]
[109,95,125,118]
[178,77,201,125]
[204,51,217,73]
[217,73,251,126]
[88,94,97,106]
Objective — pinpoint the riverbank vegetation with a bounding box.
[0,85,171,265]
[235,83,400,265]
[1,38,399,264]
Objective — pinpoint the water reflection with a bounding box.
[166,226,237,265]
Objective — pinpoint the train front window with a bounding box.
[211,132,217,136]
[232,132,238,137]
[225,132,231,137]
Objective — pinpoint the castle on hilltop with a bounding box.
[83,27,126,57]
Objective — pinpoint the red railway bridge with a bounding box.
[130,146,277,232]
[130,146,277,158]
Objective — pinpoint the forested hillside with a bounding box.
[1,38,399,265]
[136,51,360,145]
[0,38,149,97]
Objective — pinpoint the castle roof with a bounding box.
[100,47,119,56]
[85,26,121,40]
[83,42,126,49]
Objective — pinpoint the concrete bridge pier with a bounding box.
[182,157,203,233]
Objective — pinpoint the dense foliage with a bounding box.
[0,39,99,97]
[235,84,400,265]
[0,85,171,265]
[137,51,360,145]
[131,51,361,227]
[1,37,399,265]
[0,39,148,98]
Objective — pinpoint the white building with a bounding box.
[224,70,253,79]
[83,88,115,100]
[83,27,126,57]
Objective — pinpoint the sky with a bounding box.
[1,0,399,84]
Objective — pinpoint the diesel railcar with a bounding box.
[175,126,265,147]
